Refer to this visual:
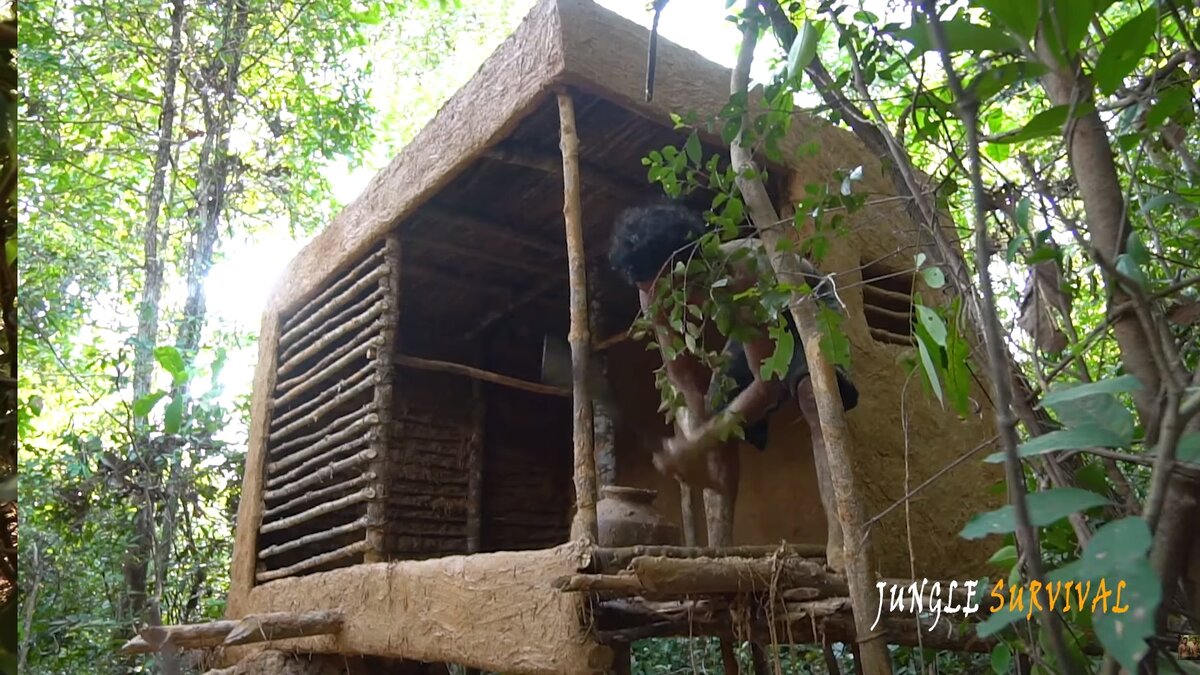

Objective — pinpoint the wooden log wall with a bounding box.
[384,367,474,559]
[473,325,575,552]
[256,240,391,582]
[481,385,574,551]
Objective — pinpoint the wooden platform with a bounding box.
[133,544,1007,674]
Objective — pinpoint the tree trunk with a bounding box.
[1033,36,1165,440]
[729,4,891,674]
[123,0,186,635]
[175,0,250,363]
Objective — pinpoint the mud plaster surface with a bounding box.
[227,543,609,674]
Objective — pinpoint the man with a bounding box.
[607,201,858,563]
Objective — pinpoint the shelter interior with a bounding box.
[252,87,886,582]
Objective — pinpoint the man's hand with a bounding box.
[653,409,739,489]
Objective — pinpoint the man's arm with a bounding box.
[640,288,710,419]
[717,331,785,428]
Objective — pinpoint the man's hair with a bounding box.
[608,202,708,285]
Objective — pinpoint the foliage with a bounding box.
[16,0,529,672]
[637,0,1200,671]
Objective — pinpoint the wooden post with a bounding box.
[678,481,697,546]
[557,89,599,542]
[365,235,401,563]
[727,4,891,674]
[466,379,485,553]
[589,261,617,488]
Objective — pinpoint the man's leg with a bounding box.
[795,378,845,572]
[702,440,740,547]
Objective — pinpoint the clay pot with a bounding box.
[596,485,681,547]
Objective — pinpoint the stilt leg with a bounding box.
[749,642,771,675]
[612,642,631,675]
[797,379,845,572]
[720,637,740,674]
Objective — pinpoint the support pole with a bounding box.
[727,4,890,673]
[365,234,401,563]
[557,89,599,542]
[466,379,485,553]
[589,260,617,489]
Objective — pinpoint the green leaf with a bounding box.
[1027,245,1059,264]
[1006,233,1028,263]
[892,18,1023,54]
[915,328,944,406]
[817,305,851,368]
[787,20,824,81]
[1053,392,1135,444]
[684,132,702,165]
[1144,86,1193,130]
[1015,196,1031,230]
[987,544,1018,568]
[1115,253,1149,289]
[132,391,168,418]
[1092,8,1158,96]
[154,346,188,382]
[1048,517,1152,582]
[164,395,184,435]
[991,642,1013,674]
[991,103,1094,144]
[914,303,947,347]
[960,487,1110,539]
[1041,374,1143,408]
[1046,518,1160,673]
[211,347,228,387]
[984,425,1130,463]
[3,239,14,265]
[977,599,1027,637]
[921,266,946,289]
[1178,432,1200,465]
[944,319,973,417]
[978,0,1038,40]
[1093,567,1159,674]
[1141,193,1187,213]
[1041,0,1097,61]
[761,326,795,381]
[1125,230,1150,266]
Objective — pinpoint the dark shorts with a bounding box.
[706,316,859,451]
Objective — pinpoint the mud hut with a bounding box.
[124,0,1004,672]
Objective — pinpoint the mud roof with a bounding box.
[264,0,772,344]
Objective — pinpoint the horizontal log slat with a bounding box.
[270,367,375,431]
[277,303,386,378]
[273,338,377,408]
[256,540,373,583]
[280,247,385,338]
[262,471,376,517]
[222,610,344,647]
[274,320,382,394]
[265,433,374,489]
[258,515,370,560]
[262,448,377,502]
[268,409,378,466]
[260,488,375,535]
[279,285,385,364]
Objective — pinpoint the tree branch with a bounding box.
[919,3,1078,673]
[731,3,892,673]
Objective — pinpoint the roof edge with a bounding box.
[263,0,568,319]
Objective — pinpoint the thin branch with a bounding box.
[919,3,1077,673]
